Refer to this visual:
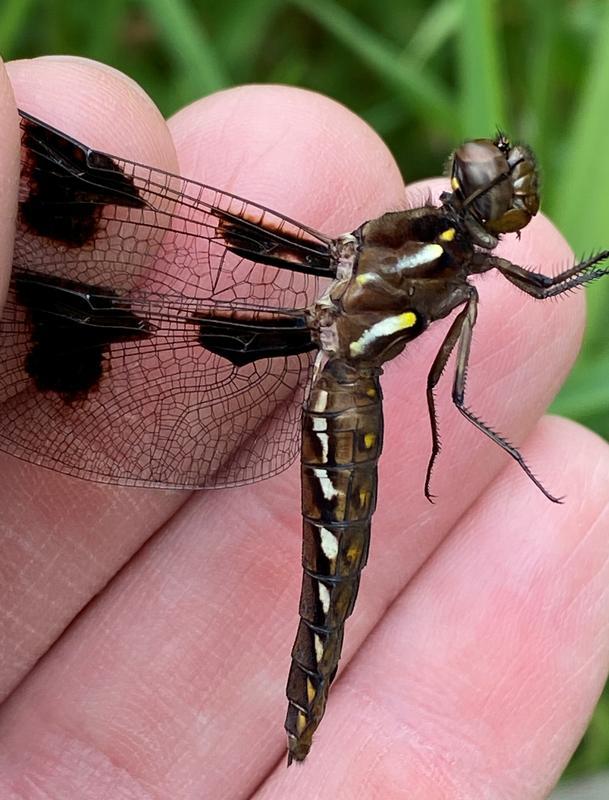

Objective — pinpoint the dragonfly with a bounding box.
[1,110,608,764]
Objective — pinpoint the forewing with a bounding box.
[0,111,333,488]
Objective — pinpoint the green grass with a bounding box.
[3,0,609,785]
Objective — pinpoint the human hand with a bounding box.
[1,56,608,799]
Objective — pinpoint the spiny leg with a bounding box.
[424,293,475,501]
[452,289,561,502]
[477,250,609,298]
[425,286,562,503]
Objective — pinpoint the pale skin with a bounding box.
[0,56,609,799]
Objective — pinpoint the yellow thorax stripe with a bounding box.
[350,312,417,356]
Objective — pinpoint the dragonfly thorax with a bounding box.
[307,240,450,364]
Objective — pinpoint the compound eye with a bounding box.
[506,144,540,217]
[451,139,512,224]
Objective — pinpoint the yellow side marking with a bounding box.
[366,387,376,398]
[439,227,455,241]
[346,542,361,564]
[359,489,368,506]
[349,312,417,357]
[451,176,460,191]
[307,677,316,704]
[356,273,375,286]
[297,710,307,734]
[364,432,376,449]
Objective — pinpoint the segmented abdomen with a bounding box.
[285,357,383,763]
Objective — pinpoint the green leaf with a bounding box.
[455,0,506,136]
[140,0,230,100]
[292,0,456,131]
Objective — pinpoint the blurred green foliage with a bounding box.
[2,0,609,786]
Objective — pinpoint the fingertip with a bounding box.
[6,56,177,172]
[168,84,406,234]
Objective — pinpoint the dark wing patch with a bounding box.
[15,270,152,400]
[216,208,333,277]
[19,111,146,246]
[192,308,315,366]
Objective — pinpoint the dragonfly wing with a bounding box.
[0,111,333,488]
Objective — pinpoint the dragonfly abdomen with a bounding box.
[285,358,382,763]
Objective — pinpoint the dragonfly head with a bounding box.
[444,134,540,249]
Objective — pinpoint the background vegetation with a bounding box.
[2,0,608,787]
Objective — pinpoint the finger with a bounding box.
[138,161,586,786]
[3,72,592,796]
[168,83,406,232]
[0,83,407,796]
[257,417,609,795]
[0,56,188,699]
[2,79,592,792]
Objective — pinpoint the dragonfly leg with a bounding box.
[424,292,475,501]
[452,288,562,502]
[480,250,609,298]
[426,286,562,503]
